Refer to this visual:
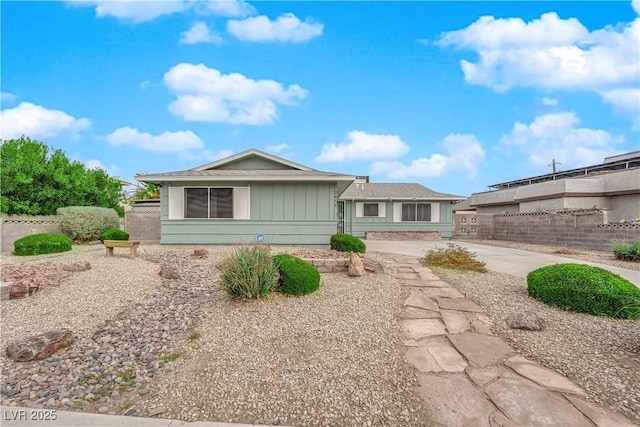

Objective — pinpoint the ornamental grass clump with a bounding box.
[330,233,366,253]
[612,239,640,262]
[14,233,72,256]
[527,263,640,319]
[219,245,279,299]
[272,254,321,296]
[422,243,487,272]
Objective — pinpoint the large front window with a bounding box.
[185,188,233,218]
[402,203,431,221]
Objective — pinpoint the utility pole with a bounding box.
[548,159,561,173]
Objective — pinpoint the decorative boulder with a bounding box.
[505,311,545,331]
[159,266,181,280]
[6,329,74,362]
[348,253,366,277]
[192,249,209,258]
[63,261,92,272]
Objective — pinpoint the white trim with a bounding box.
[355,202,364,218]
[431,202,440,223]
[233,187,250,219]
[393,203,402,222]
[378,202,386,218]
[137,175,356,183]
[191,148,313,172]
[168,187,184,219]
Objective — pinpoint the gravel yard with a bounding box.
[0,245,429,426]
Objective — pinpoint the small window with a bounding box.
[363,203,379,217]
[471,217,477,224]
[460,227,467,234]
[461,217,467,224]
[470,227,477,235]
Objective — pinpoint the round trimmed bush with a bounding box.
[14,233,72,256]
[57,206,120,242]
[272,254,321,296]
[100,228,129,242]
[330,233,366,253]
[527,263,640,319]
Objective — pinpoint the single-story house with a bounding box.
[136,149,464,246]
[338,179,465,239]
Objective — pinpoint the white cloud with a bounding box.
[265,143,291,154]
[599,88,640,118]
[633,0,640,14]
[438,12,640,116]
[180,22,222,45]
[370,134,485,179]
[541,97,559,106]
[140,80,153,89]
[315,131,410,163]
[106,126,204,153]
[72,1,191,23]
[499,112,622,168]
[1,92,16,103]
[196,0,256,18]
[85,159,119,175]
[0,102,90,140]
[227,13,323,43]
[163,63,307,125]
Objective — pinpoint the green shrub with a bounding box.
[330,233,366,253]
[272,254,321,296]
[100,228,129,242]
[219,245,279,298]
[612,239,640,261]
[422,243,487,272]
[57,206,120,242]
[527,263,640,319]
[14,233,72,256]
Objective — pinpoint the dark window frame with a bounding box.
[184,187,234,219]
[401,203,431,222]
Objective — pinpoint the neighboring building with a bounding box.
[135,149,355,247]
[135,149,464,246]
[339,179,465,239]
[457,152,640,222]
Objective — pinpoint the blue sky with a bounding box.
[2,1,639,196]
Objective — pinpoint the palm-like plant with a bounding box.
[129,182,160,201]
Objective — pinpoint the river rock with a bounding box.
[6,329,74,362]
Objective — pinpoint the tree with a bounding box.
[128,181,160,201]
[0,136,125,216]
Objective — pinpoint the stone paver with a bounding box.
[423,287,465,299]
[382,253,637,427]
[440,309,471,334]
[424,338,467,372]
[406,347,442,372]
[448,332,514,368]
[436,297,484,313]
[403,305,441,319]
[404,290,439,311]
[485,377,593,426]
[505,355,586,396]
[400,318,445,340]
[565,395,639,427]
[415,373,497,427]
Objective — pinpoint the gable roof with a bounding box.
[339,182,465,200]
[191,148,312,171]
[135,148,356,183]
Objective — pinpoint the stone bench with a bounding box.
[103,240,141,259]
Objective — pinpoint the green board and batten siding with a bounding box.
[342,200,455,239]
[159,182,338,246]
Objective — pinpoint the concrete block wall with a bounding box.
[453,210,640,251]
[124,209,161,244]
[1,216,62,252]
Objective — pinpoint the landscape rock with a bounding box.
[9,283,28,299]
[62,261,92,272]
[505,311,545,331]
[347,253,365,277]
[159,266,181,280]
[6,329,74,362]
[192,249,208,258]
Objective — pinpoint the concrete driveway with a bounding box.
[365,240,640,287]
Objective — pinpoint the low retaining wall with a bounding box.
[300,258,349,273]
[453,209,640,251]
[365,231,442,241]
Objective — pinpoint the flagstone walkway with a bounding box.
[376,252,638,427]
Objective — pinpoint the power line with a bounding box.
[548,159,562,173]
